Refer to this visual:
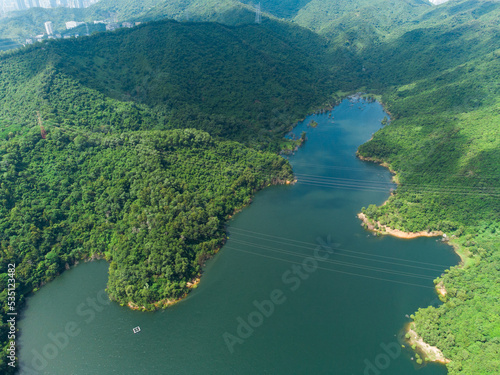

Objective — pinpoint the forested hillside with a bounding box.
[0,126,293,373]
[0,19,331,147]
[352,1,500,374]
[0,0,253,41]
[137,0,254,24]
[293,0,431,43]
[359,48,500,375]
[0,0,498,374]
[0,18,328,373]
[239,0,313,19]
[0,38,20,51]
[0,7,86,41]
[284,0,500,373]
[0,126,292,307]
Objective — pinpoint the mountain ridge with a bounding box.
[0,1,498,374]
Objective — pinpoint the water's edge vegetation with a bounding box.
[0,1,499,374]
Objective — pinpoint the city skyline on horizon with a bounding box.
[1,0,100,15]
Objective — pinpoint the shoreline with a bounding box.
[356,153,398,177]
[125,102,317,312]
[406,323,451,365]
[357,212,444,239]
[355,107,461,368]
[123,178,296,312]
[355,153,465,264]
[436,280,447,297]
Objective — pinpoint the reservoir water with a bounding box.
[19,99,459,374]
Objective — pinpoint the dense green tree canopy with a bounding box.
[0,1,499,374]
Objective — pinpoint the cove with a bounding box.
[18,99,459,375]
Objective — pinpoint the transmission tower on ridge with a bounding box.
[255,2,262,24]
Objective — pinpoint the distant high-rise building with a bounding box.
[1,0,27,12]
[67,0,84,8]
[44,21,54,35]
[24,0,40,7]
[1,1,19,14]
[39,0,57,8]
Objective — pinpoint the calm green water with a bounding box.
[19,99,458,375]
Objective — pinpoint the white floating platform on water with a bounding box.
[133,326,141,334]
